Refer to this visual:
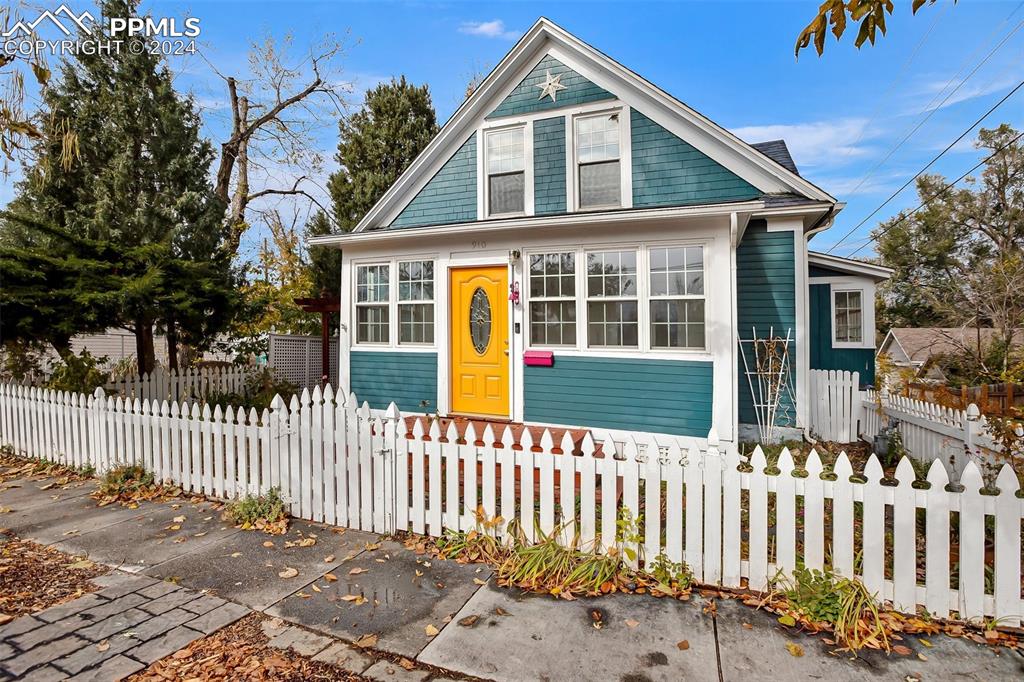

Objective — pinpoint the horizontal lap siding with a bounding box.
[631,110,760,208]
[389,135,477,229]
[737,222,797,426]
[809,283,876,386]
[487,55,614,119]
[524,356,713,436]
[350,351,438,412]
[534,116,567,215]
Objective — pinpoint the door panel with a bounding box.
[450,266,509,417]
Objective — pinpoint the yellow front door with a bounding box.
[450,266,510,418]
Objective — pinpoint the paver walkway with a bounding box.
[2,465,1023,681]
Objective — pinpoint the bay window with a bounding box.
[529,252,576,346]
[576,113,621,209]
[486,127,525,216]
[586,250,638,347]
[355,264,389,344]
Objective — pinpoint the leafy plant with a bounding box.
[775,567,888,652]
[93,464,178,507]
[224,488,288,534]
[648,553,693,590]
[45,350,110,394]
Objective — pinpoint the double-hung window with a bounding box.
[398,260,434,344]
[649,246,706,349]
[356,264,389,344]
[586,250,638,347]
[486,127,525,216]
[529,253,576,346]
[834,290,863,343]
[576,113,621,209]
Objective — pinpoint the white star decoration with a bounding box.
[535,69,567,102]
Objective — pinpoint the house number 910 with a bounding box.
[472,240,487,249]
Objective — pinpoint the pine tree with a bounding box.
[2,0,235,374]
[326,76,439,231]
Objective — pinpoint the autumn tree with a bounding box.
[796,0,948,57]
[874,124,1024,381]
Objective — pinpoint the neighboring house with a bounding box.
[310,18,888,443]
[877,327,1024,384]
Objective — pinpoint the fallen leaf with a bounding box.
[0,506,11,513]
[425,624,439,636]
[349,567,367,575]
[311,584,321,593]
[473,577,487,585]
[785,643,804,658]
[893,645,912,656]
[919,638,932,648]
[172,515,186,523]
[297,592,311,599]
[399,658,416,671]
[742,622,753,630]
[324,555,335,563]
[458,615,479,627]
[230,552,242,558]
[263,541,275,548]
[297,537,316,547]
[278,567,299,579]
[918,653,928,661]
[677,640,690,650]
[495,607,510,616]
[172,648,193,659]
[96,640,110,652]
[778,615,797,627]
[324,573,338,582]
[354,633,378,648]
[67,559,95,570]
[625,619,639,628]
[193,532,207,537]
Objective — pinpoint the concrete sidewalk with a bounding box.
[2,465,1022,681]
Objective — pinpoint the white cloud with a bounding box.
[916,75,1018,113]
[731,118,877,168]
[458,20,520,40]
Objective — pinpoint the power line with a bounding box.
[826,78,1024,254]
[845,129,1024,257]
[840,11,1024,199]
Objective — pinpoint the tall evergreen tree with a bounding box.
[1,0,236,373]
[326,76,438,232]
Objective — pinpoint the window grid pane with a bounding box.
[834,290,863,343]
[356,264,389,303]
[356,305,388,344]
[399,303,434,344]
[647,245,705,349]
[576,113,621,208]
[529,252,576,347]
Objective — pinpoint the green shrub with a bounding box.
[46,351,110,394]
[224,488,288,533]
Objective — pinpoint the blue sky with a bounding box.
[3,0,1022,262]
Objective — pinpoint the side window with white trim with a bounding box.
[648,246,705,349]
[529,252,576,346]
[485,127,526,216]
[576,113,621,209]
[834,290,863,343]
[586,250,638,347]
[398,260,434,344]
[356,264,390,344]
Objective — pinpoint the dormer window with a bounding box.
[485,127,526,216]
[576,112,621,209]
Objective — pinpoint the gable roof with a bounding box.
[351,17,835,233]
[751,140,799,176]
[879,327,1024,364]
[807,251,892,281]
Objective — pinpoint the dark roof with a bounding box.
[762,193,819,208]
[751,140,799,176]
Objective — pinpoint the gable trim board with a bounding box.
[349,18,833,233]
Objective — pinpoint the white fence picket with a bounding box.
[0,380,1021,625]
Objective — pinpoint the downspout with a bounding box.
[801,205,838,444]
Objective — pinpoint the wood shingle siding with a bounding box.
[736,221,797,426]
[389,134,477,229]
[487,54,614,120]
[533,116,567,215]
[349,351,438,412]
[523,356,713,436]
[630,110,760,208]
[809,283,876,386]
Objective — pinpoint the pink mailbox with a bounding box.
[523,350,554,367]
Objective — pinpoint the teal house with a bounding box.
[310,18,889,444]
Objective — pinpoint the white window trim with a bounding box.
[647,245,707,352]
[352,256,438,350]
[397,259,436,347]
[526,251,578,348]
[478,121,534,220]
[522,239,710,356]
[567,105,633,213]
[584,247,641,349]
[831,287,866,349]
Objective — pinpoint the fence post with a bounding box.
[92,387,106,473]
[964,403,981,457]
[383,402,400,534]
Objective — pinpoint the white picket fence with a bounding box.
[860,390,1012,477]
[0,381,1021,625]
[105,366,255,403]
[808,369,863,443]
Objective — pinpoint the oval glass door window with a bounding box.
[470,287,491,354]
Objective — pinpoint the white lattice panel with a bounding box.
[269,334,339,390]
